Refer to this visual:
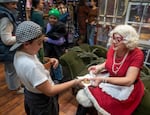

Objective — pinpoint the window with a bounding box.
[125,2,150,40]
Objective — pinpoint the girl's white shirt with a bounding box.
[14,51,54,93]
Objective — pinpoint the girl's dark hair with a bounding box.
[56,0,64,4]
[30,0,40,19]
[32,0,40,8]
[93,0,98,7]
[78,0,87,6]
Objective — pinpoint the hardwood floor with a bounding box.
[0,63,78,115]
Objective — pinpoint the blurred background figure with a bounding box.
[0,0,23,93]
[44,8,67,83]
[30,0,45,63]
[77,0,90,44]
[17,0,27,23]
[86,0,98,46]
[26,0,32,20]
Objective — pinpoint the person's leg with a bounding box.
[77,34,86,44]
[4,62,21,90]
[76,104,88,115]
[43,42,51,57]
[24,88,59,115]
[24,100,30,115]
[87,24,91,44]
[89,25,96,46]
[51,64,64,81]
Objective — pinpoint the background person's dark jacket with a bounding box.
[46,21,67,40]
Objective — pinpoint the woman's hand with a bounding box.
[88,62,106,74]
[90,21,96,25]
[88,65,99,74]
[85,19,88,23]
[89,77,104,87]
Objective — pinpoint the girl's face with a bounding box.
[90,0,96,6]
[48,15,58,25]
[37,0,44,10]
[24,35,44,55]
[57,3,67,14]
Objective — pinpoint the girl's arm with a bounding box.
[45,37,65,45]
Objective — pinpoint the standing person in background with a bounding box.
[44,8,67,83]
[30,0,45,32]
[10,21,85,115]
[55,0,71,48]
[77,0,90,44]
[17,0,27,23]
[56,0,69,24]
[86,0,98,46]
[76,25,145,115]
[30,0,45,63]
[26,0,32,20]
[65,1,75,44]
[0,0,23,93]
[44,8,67,59]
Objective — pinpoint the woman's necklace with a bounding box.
[112,51,129,75]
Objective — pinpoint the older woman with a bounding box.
[76,25,144,115]
[0,0,23,93]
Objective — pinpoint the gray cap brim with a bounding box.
[10,42,22,51]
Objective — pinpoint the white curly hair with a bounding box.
[108,25,139,50]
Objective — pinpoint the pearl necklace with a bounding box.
[112,51,129,75]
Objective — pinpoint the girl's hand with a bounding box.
[90,21,96,25]
[50,58,59,69]
[43,57,51,70]
[44,37,48,42]
[43,61,51,70]
[74,78,85,88]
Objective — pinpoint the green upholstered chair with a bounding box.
[60,50,88,80]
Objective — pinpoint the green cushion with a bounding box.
[133,89,150,115]
[91,45,107,58]
[79,43,91,52]
[77,67,88,76]
[142,77,150,92]
[133,78,150,115]
[59,51,86,79]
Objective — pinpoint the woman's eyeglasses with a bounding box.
[112,33,124,43]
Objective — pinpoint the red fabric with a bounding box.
[88,47,145,115]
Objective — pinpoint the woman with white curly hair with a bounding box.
[76,25,145,115]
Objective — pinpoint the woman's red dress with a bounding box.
[86,47,145,115]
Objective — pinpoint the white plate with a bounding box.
[77,74,92,87]
[77,74,91,79]
[82,81,91,87]
[97,72,110,77]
